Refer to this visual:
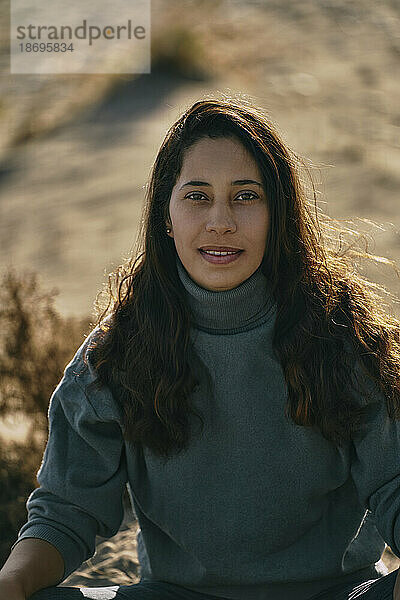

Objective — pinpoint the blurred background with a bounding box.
[1,0,400,583]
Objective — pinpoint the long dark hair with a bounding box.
[87,97,400,459]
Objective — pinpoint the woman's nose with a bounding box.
[205,202,237,234]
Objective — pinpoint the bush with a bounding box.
[0,269,91,436]
[0,441,42,566]
[0,268,91,566]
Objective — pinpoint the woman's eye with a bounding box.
[185,191,258,202]
[236,191,258,202]
[186,192,207,202]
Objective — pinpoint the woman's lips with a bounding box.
[198,249,244,264]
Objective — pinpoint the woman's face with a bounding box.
[167,136,270,291]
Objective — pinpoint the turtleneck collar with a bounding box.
[175,255,275,334]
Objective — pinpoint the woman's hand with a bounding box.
[393,568,400,600]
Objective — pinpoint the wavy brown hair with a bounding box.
[86,97,400,459]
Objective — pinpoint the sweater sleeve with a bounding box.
[350,360,400,558]
[12,329,128,580]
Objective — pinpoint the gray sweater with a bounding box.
[14,256,400,599]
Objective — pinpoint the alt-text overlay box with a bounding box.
[11,0,151,74]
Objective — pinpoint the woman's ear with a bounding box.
[165,221,173,237]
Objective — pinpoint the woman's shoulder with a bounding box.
[58,317,123,424]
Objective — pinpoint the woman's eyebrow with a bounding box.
[179,179,262,190]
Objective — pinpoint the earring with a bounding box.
[166,227,171,233]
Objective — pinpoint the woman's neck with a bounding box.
[175,254,275,334]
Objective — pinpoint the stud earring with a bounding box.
[166,227,171,233]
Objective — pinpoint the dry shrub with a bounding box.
[0,268,91,436]
[0,440,40,566]
[0,268,91,566]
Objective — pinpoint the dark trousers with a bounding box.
[29,580,225,599]
[29,568,399,600]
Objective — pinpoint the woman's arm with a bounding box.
[0,538,64,599]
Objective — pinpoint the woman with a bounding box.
[1,98,400,600]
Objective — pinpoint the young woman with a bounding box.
[1,98,400,600]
